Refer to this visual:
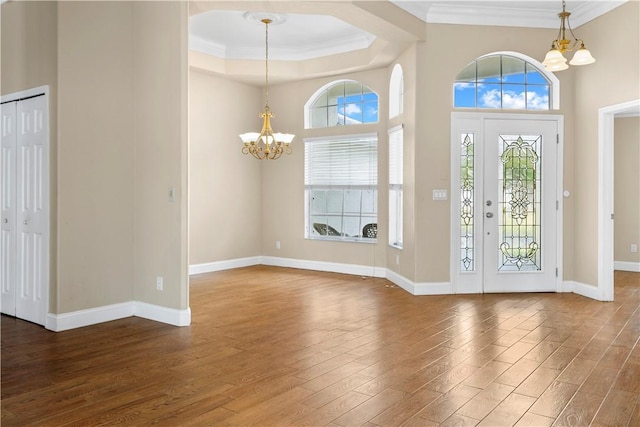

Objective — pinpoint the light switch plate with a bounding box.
[433,189,448,200]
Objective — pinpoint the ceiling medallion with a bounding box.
[243,12,287,26]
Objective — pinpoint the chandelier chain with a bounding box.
[264,19,270,109]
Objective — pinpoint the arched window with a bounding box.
[389,64,404,118]
[454,52,559,110]
[305,80,379,129]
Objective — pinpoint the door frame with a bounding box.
[0,85,50,325]
[450,112,564,294]
[598,99,640,301]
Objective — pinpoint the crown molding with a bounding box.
[190,33,375,61]
[427,4,555,28]
[567,1,627,27]
[393,1,628,29]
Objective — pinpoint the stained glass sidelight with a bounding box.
[498,134,542,271]
[460,133,474,271]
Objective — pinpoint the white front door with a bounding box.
[1,90,49,326]
[451,113,562,294]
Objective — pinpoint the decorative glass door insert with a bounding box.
[497,134,542,271]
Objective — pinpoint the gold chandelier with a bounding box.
[542,0,595,72]
[239,18,294,160]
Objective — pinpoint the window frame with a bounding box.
[453,51,560,110]
[388,124,403,249]
[304,79,380,129]
[389,64,404,119]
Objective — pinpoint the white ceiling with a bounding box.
[189,1,625,62]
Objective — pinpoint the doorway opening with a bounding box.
[598,99,640,301]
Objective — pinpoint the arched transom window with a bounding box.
[454,52,559,110]
[305,80,379,129]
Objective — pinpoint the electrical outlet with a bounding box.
[276,241,281,250]
[632,244,638,253]
[156,276,163,291]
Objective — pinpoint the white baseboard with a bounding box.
[188,257,615,302]
[563,280,606,301]
[614,261,640,272]
[46,302,134,332]
[385,269,415,293]
[386,269,452,295]
[413,282,454,295]
[189,256,262,275]
[134,302,191,327]
[46,301,191,332]
[261,256,386,278]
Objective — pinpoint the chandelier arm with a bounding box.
[564,14,581,50]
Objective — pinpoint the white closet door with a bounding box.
[1,93,49,326]
[1,102,17,315]
[15,96,48,325]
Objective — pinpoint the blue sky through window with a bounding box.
[336,92,378,124]
[454,55,550,110]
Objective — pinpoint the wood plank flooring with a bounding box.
[2,267,639,426]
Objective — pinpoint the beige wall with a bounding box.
[259,69,389,269]
[57,2,135,311]
[3,1,188,316]
[188,70,262,264]
[572,2,640,285]
[188,8,638,287]
[2,1,58,310]
[132,1,189,309]
[614,117,640,265]
[418,23,576,283]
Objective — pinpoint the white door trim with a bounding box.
[598,99,640,302]
[0,85,50,325]
[450,112,564,294]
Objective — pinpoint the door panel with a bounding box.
[483,120,557,292]
[15,96,48,325]
[1,102,17,315]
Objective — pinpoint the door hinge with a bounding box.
[556,200,559,210]
[557,134,559,144]
[556,267,558,277]
[611,213,615,220]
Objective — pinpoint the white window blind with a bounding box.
[305,134,378,187]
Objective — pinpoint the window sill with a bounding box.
[306,236,377,244]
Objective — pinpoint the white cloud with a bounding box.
[344,103,362,115]
[480,89,549,110]
[480,89,503,108]
[454,82,474,90]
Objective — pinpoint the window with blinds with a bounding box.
[305,134,378,241]
[388,125,403,248]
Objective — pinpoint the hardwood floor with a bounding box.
[2,267,639,426]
